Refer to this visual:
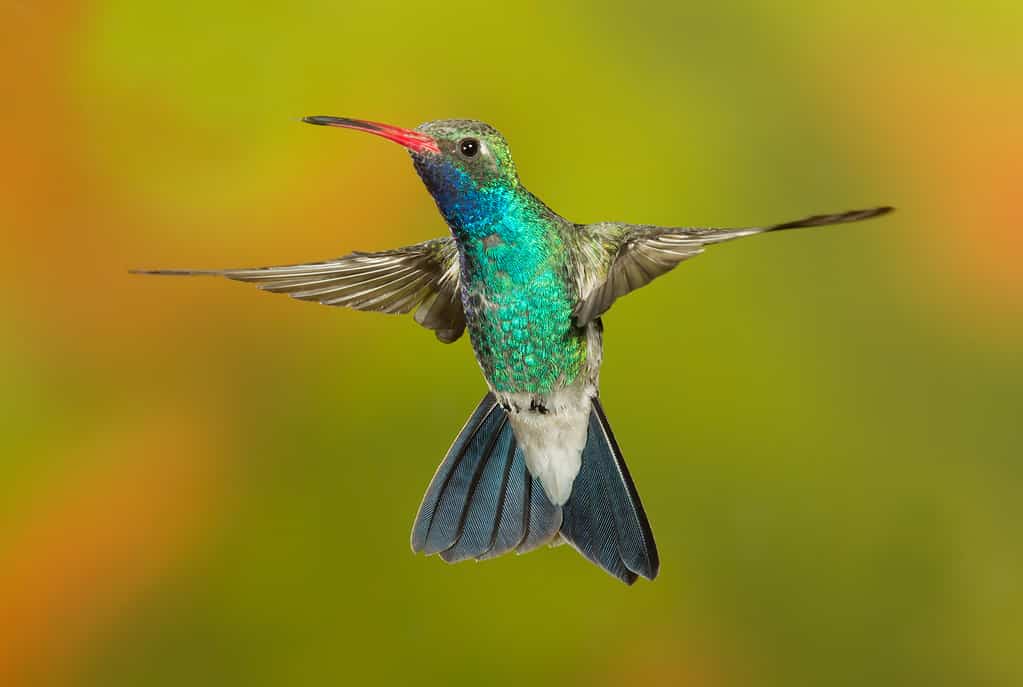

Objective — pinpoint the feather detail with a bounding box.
[412,394,563,563]
[559,397,658,584]
[133,237,466,343]
[574,206,893,325]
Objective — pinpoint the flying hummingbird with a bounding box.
[137,116,892,584]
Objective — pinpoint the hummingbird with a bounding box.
[137,116,892,584]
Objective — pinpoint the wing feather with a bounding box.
[574,206,892,325]
[134,237,466,343]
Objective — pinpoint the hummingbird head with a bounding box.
[303,116,520,233]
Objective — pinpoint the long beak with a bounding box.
[303,116,440,154]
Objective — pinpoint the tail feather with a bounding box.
[476,444,530,560]
[560,399,658,583]
[440,427,515,562]
[560,451,638,583]
[412,393,657,584]
[413,394,563,562]
[413,394,506,554]
[517,474,564,553]
[411,394,497,552]
[421,408,508,555]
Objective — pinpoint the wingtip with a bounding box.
[128,268,218,276]
[129,268,173,276]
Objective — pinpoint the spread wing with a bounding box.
[574,207,892,326]
[135,237,466,343]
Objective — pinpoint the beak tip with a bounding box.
[298,115,438,154]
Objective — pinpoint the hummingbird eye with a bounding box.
[458,138,480,158]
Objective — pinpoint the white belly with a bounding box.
[502,386,593,506]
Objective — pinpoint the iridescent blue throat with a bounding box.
[414,159,585,394]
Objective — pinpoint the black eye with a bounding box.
[459,138,479,157]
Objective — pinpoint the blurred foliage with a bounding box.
[1,1,1021,686]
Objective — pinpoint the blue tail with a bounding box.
[411,394,561,563]
[411,394,659,584]
[560,398,659,583]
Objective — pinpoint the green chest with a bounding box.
[462,255,585,395]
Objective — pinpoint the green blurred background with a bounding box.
[3,1,1021,685]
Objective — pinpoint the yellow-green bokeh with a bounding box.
[2,2,1021,685]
